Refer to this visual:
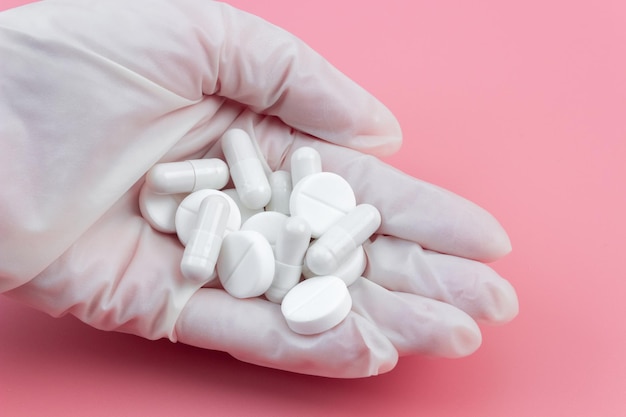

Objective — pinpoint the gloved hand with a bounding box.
[0,0,518,378]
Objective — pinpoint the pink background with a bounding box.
[2,0,625,416]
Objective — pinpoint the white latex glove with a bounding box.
[0,0,518,378]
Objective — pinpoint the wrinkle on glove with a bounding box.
[349,278,482,357]
[6,186,199,341]
[0,0,517,378]
[364,236,519,323]
[0,0,400,292]
[175,289,398,378]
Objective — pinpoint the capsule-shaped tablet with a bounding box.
[281,275,352,335]
[217,230,275,299]
[265,216,311,303]
[145,159,229,195]
[306,204,381,276]
[221,129,271,210]
[265,170,292,215]
[302,245,366,287]
[290,146,322,185]
[175,189,241,246]
[180,195,230,283]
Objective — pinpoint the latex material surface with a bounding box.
[5,0,621,415]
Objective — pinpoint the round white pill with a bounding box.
[281,275,352,335]
[241,211,289,250]
[302,245,366,287]
[139,186,186,233]
[222,188,264,224]
[217,230,275,299]
[289,172,356,238]
[175,189,241,246]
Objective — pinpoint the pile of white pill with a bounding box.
[139,129,381,335]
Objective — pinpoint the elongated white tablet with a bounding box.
[306,204,381,275]
[281,275,352,335]
[221,129,271,210]
[289,172,356,238]
[180,195,230,283]
[145,159,229,194]
[175,189,241,246]
[302,245,366,287]
[265,216,311,303]
[290,146,322,185]
[217,230,275,299]
[266,170,292,215]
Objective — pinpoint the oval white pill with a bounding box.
[221,129,271,210]
[281,275,352,335]
[145,159,229,195]
[266,170,292,215]
[180,194,230,283]
[290,146,322,185]
[217,230,275,299]
[289,172,356,238]
[306,203,381,275]
[241,211,289,250]
[139,186,186,233]
[302,245,366,287]
[175,189,241,246]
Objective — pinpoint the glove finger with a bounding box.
[174,288,398,378]
[188,1,402,155]
[349,278,482,358]
[364,235,519,324]
[267,134,511,262]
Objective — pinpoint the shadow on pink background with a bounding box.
[1,0,625,416]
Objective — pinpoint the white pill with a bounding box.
[306,204,381,276]
[241,211,289,251]
[138,185,186,233]
[290,146,322,185]
[265,216,311,303]
[281,275,352,335]
[217,230,275,299]
[289,172,356,238]
[221,129,271,210]
[180,195,230,283]
[145,159,229,195]
[222,188,264,224]
[175,189,241,246]
[302,245,366,287]
[265,170,292,215]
